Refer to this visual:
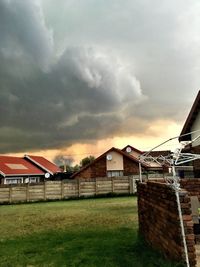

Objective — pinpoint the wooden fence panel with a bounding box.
[11,186,27,202]
[29,184,45,201]
[0,187,9,202]
[113,177,130,194]
[63,181,78,198]
[96,179,112,195]
[46,181,62,200]
[0,176,137,204]
[80,180,96,197]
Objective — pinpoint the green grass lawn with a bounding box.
[0,196,181,267]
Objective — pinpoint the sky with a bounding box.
[0,0,200,165]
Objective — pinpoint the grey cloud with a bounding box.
[43,0,200,101]
[1,0,200,154]
[0,0,53,69]
[53,155,74,167]
[0,0,144,153]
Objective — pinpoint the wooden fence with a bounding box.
[0,176,137,204]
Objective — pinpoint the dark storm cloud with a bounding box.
[53,155,74,167]
[0,0,144,153]
[0,0,53,69]
[1,0,200,153]
[42,0,200,108]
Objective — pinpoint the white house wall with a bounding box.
[106,151,123,171]
[191,111,200,146]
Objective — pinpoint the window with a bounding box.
[24,177,40,183]
[4,177,40,184]
[5,178,23,184]
[29,177,40,183]
[107,170,124,177]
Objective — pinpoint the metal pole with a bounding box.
[139,161,142,182]
[172,163,190,267]
[142,129,200,158]
[137,130,200,267]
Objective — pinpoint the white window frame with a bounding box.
[24,177,40,183]
[29,177,40,183]
[107,170,124,177]
[5,177,23,184]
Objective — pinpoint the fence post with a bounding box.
[26,183,29,202]
[44,181,46,200]
[78,179,81,197]
[95,178,98,195]
[9,185,12,203]
[61,180,64,199]
[112,177,115,193]
[129,177,133,194]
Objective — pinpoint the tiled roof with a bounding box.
[24,155,61,175]
[0,155,44,177]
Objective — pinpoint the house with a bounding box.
[71,146,166,179]
[122,145,171,158]
[122,145,143,159]
[0,155,61,184]
[179,90,200,177]
[24,155,61,176]
[122,145,171,171]
[179,91,200,144]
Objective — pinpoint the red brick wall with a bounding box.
[74,166,93,179]
[181,178,200,201]
[187,145,200,177]
[93,156,107,177]
[73,156,106,179]
[137,181,196,266]
[123,156,140,175]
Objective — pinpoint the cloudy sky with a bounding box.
[1,0,200,164]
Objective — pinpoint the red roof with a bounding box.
[0,155,44,177]
[24,155,61,175]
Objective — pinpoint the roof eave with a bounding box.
[4,173,44,177]
[24,155,54,175]
[0,170,6,177]
[179,90,200,142]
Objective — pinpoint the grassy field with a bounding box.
[0,196,181,267]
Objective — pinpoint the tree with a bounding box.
[59,164,80,173]
[73,164,80,172]
[80,156,95,167]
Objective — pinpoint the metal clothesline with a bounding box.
[138,129,200,267]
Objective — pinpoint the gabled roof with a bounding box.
[71,147,150,178]
[179,90,200,141]
[122,145,169,168]
[113,147,148,166]
[122,145,142,155]
[0,155,44,177]
[24,155,61,175]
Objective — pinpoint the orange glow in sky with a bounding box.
[9,120,182,165]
